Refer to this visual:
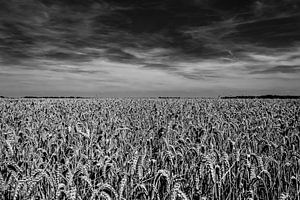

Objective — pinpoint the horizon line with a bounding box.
[1,95,300,99]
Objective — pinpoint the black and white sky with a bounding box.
[0,0,299,97]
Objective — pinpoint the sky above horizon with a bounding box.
[0,0,299,97]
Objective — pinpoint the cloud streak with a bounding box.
[250,65,300,74]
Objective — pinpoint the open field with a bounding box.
[0,98,299,200]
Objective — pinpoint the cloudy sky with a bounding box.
[0,0,299,97]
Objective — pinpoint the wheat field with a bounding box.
[0,98,299,200]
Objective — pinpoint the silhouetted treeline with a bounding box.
[158,96,181,99]
[24,96,93,99]
[0,96,94,99]
[221,95,300,99]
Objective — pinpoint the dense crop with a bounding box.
[0,98,299,200]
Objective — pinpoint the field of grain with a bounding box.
[0,98,299,200]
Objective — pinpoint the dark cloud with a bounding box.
[105,48,137,62]
[143,63,222,80]
[232,15,300,48]
[143,64,177,71]
[176,72,205,80]
[250,65,300,74]
[1,0,300,65]
[47,68,103,74]
[287,54,300,60]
